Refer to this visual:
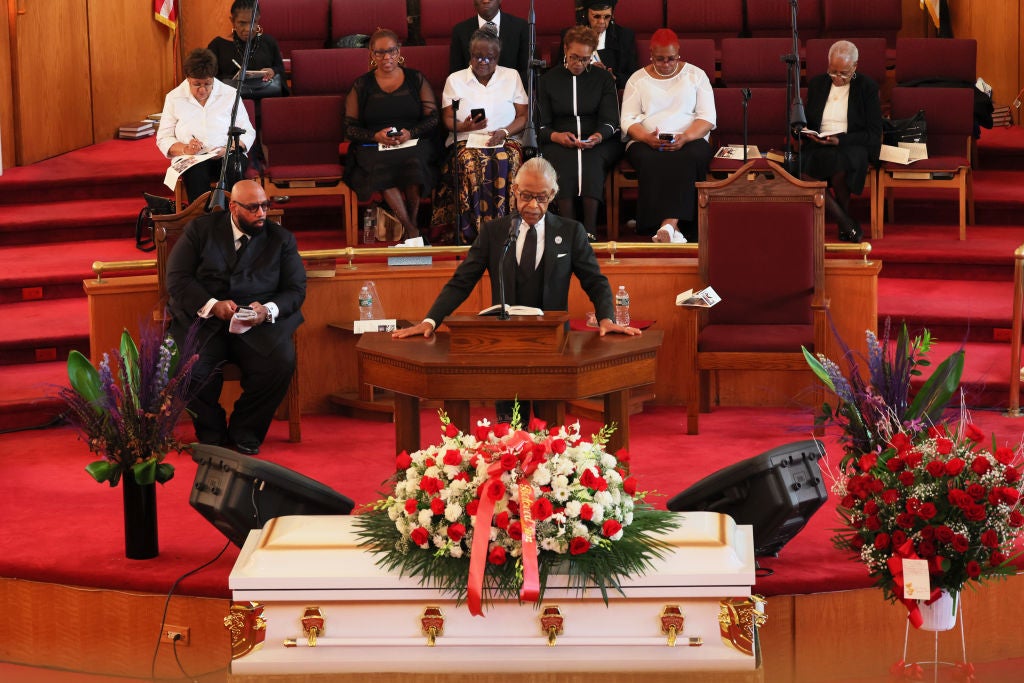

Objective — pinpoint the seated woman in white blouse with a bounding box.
[156,48,255,203]
[431,27,528,243]
[620,29,716,244]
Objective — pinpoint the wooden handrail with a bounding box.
[1009,244,1024,417]
[91,240,871,281]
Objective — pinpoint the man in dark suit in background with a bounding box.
[450,0,531,83]
[166,179,306,455]
[394,157,639,338]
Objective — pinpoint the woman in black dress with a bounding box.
[207,0,287,99]
[539,26,622,235]
[345,28,439,242]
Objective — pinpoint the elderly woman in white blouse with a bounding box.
[156,48,255,203]
[620,28,715,244]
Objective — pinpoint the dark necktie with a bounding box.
[519,226,536,276]
[237,234,249,256]
[485,20,497,34]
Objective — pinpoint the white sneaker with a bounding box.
[653,225,687,244]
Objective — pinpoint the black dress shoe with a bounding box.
[838,219,863,243]
[234,443,260,456]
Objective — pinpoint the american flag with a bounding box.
[154,0,178,30]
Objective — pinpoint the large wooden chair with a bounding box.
[683,161,828,435]
[152,193,301,443]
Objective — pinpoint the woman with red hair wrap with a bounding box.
[620,28,715,243]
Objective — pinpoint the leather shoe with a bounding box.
[234,443,260,456]
[838,219,863,243]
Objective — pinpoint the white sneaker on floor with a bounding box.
[653,225,687,244]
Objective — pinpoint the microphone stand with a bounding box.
[207,0,259,211]
[497,216,521,321]
[741,88,751,162]
[521,0,544,160]
[451,98,463,247]
[782,0,806,178]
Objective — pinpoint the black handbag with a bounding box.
[882,109,927,146]
[135,193,175,252]
[227,73,283,99]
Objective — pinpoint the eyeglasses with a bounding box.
[514,189,551,205]
[470,53,495,63]
[827,69,856,81]
[234,200,269,213]
[372,46,400,59]
[566,54,592,65]
[188,80,214,90]
[651,55,681,64]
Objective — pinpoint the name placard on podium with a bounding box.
[444,311,570,356]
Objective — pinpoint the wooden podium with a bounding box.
[356,315,664,454]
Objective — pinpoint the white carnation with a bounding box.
[448,544,464,558]
[418,509,433,527]
[589,503,605,522]
[551,474,570,490]
[571,522,589,537]
[624,511,633,525]
[532,466,552,486]
[595,490,613,507]
[445,502,463,522]
[387,506,401,521]
[601,453,617,469]
[564,500,583,518]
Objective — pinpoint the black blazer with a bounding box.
[426,212,615,324]
[166,211,306,356]
[805,72,883,161]
[450,13,531,83]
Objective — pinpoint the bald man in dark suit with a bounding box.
[166,180,306,454]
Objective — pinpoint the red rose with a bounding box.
[493,423,510,438]
[579,504,594,520]
[864,500,879,515]
[579,468,598,489]
[966,560,981,578]
[499,452,518,472]
[396,451,412,470]
[971,456,991,475]
[967,483,986,500]
[474,425,492,441]
[891,531,907,547]
[899,471,915,487]
[990,551,1007,566]
[886,457,906,472]
[896,513,917,529]
[964,423,986,443]
[948,489,972,508]
[623,476,638,496]
[874,532,891,550]
[935,526,954,544]
[935,437,953,455]
[615,448,632,464]
[420,476,444,495]
[917,503,937,520]
[1005,467,1021,484]
[980,529,999,548]
[448,523,466,542]
[858,453,878,471]
[944,458,966,476]
[916,539,936,558]
[841,494,856,508]
[920,525,935,541]
[569,537,591,555]
[483,479,506,501]
[507,521,523,541]
[926,460,946,478]
[1001,487,1020,504]
[430,497,445,515]
[466,499,480,516]
[890,433,912,454]
[404,498,418,514]
[444,449,462,466]
[531,497,553,521]
[864,515,881,531]
[425,457,435,467]
[1009,510,1024,528]
[964,504,987,522]
[904,450,924,468]
[881,489,900,505]
[549,438,566,454]
[488,546,507,565]
[410,526,429,546]
[850,535,866,549]
[495,510,510,530]
[602,519,623,538]
[905,498,921,514]
[952,534,970,552]
[444,422,459,437]
[453,471,471,482]
[994,446,1015,465]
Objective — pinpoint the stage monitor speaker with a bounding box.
[666,439,828,557]
[190,444,355,547]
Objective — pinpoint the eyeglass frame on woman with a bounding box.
[372,46,401,59]
[470,53,496,64]
[651,55,681,64]
[827,69,856,81]
[234,200,270,213]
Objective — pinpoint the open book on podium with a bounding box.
[444,310,569,356]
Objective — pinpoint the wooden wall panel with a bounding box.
[0,0,14,170]
[968,1,1021,106]
[88,1,178,141]
[180,0,233,73]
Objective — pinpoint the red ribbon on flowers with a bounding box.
[886,540,942,629]
[467,430,541,616]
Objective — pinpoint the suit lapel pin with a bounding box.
[554,236,563,245]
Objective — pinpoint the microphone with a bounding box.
[497,215,521,321]
[741,88,752,162]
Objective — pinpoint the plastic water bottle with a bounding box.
[362,208,375,244]
[358,286,374,320]
[615,285,630,327]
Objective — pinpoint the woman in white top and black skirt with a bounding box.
[620,29,716,244]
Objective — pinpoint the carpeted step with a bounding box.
[0,360,68,432]
[0,298,89,366]
[879,278,1015,343]
[0,198,148,247]
[868,225,1020,281]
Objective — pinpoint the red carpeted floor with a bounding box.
[2,405,1022,601]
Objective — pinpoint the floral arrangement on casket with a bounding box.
[354,411,678,615]
[804,322,1024,628]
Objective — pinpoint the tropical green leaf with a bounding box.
[85,460,117,484]
[907,349,965,423]
[67,351,102,411]
[120,329,141,410]
[131,457,158,486]
[155,462,175,484]
[802,346,835,392]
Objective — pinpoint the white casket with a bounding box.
[226,512,762,676]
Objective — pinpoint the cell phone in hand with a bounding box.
[471,108,486,122]
[659,133,675,141]
[386,127,401,137]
